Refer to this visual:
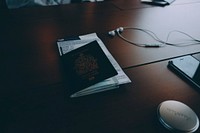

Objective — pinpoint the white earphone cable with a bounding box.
[110,26,200,47]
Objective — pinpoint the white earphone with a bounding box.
[108,30,116,36]
[107,26,163,47]
[107,26,200,47]
[108,27,124,37]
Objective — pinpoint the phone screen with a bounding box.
[168,55,200,88]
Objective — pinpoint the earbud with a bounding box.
[108,27,124,37]
[108,30,116,37]
[116,27,124,33]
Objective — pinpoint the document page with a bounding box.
[57,33,131,97]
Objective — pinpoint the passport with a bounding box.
[61,40,118,95]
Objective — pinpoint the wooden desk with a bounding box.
[7,1,200,69]
[2,60,200,133]
[1,1,200,133]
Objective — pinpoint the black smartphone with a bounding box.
[168,55,200,89]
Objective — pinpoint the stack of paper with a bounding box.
[57,33,131,97]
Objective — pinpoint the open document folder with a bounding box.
[57,33,131,98]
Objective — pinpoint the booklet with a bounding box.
[57,33,131,97]
[61,40,118,95]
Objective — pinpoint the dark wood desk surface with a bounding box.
[7,0,200,69]
[1,1,200,133]
[2,60,200,133]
